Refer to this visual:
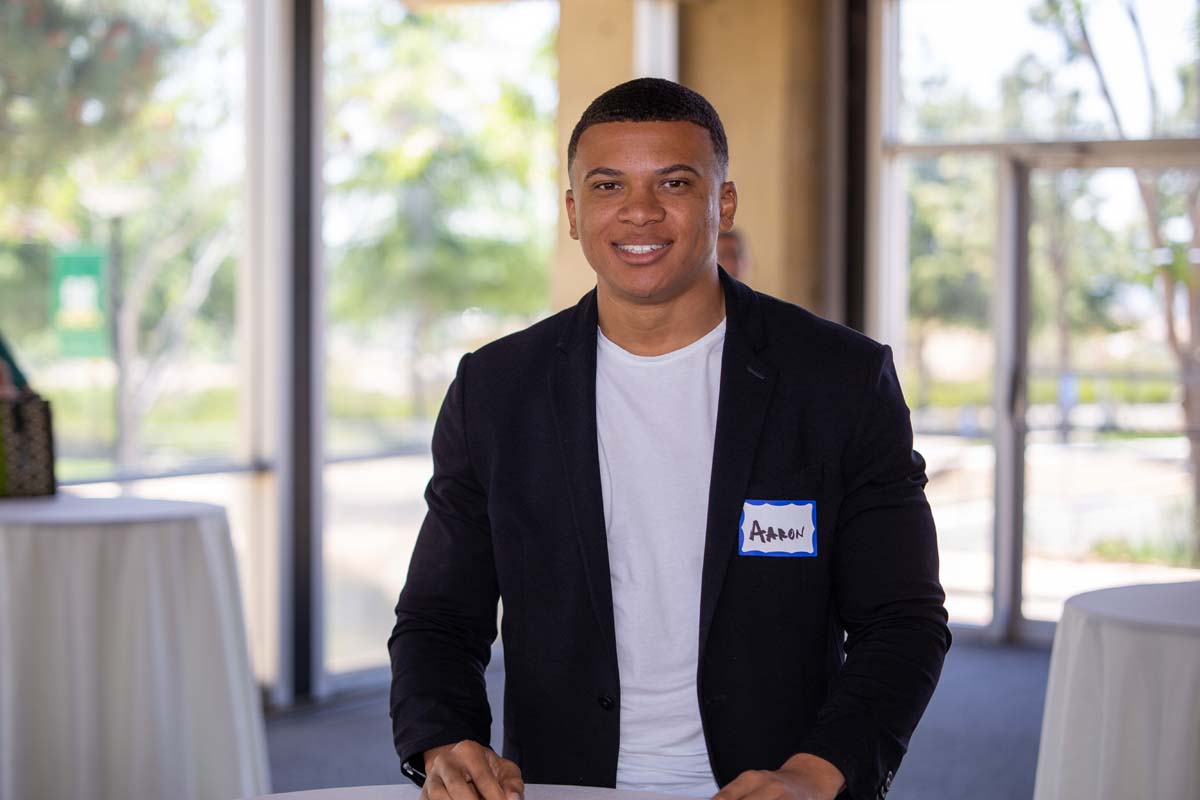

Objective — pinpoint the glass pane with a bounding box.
[898,0,1200,142]
[324,456,428,674]
[0,2,246,479]
[899,155,997,626]
[322,0,557,674]
[1023,167,1200,622]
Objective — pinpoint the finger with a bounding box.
[453,745,503,794]
[434,742,487,799]
[459,751,506,800]
[714,770,769,800]
[496,761,525,800]
[440,767,483,800]
[424,775,449,800]
[731,788,787,800]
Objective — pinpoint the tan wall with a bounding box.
[679,0,826,310]
[551,0,828,313]
[552,0,637,310]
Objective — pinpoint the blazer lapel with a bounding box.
[548,289,618,655]
[699,270,777,656]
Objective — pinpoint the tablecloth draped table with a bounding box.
[1033,581,1200,800]
[0,493,271,800]
[244,784,692,800]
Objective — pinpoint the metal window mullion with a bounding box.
[1010,161,1032,643]
[633,0,679,81]
[864,0,893,342]
[58,459,273,487]
[254,0,299,710]
[286,0,325,703]
[822,0,847,323]
[241,0,274,701]
[990,157,1031,642]
[885,137,1200,170]
[879,0,901,143]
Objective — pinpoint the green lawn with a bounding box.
[919,376,1178,409]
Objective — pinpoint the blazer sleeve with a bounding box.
[389,352,500,781]
[796,345,951,800]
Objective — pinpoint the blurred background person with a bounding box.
[717,228,752,283]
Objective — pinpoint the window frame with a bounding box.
[868,0,1200,645]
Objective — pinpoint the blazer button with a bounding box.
[597,695,615,711]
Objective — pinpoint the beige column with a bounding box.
[552,0,638,310]
[679,0,827,311]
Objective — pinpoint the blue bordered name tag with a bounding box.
[738,500,817,557]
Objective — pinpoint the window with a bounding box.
[899,0,1200,142]
[0,0,286,683]
[0,1,248,480]
[875,0,1200,637]
[2,0,562,699]
[320,0,558,676]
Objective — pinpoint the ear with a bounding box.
[718,180,738,233]
[565,188,579,240]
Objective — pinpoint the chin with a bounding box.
[617,278,682,304]
[609,267,669,294]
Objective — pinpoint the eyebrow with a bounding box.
[582,163,703,182]
[656,163,701,177]
[583,167,622,181]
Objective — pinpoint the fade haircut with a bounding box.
[567,77,729,176]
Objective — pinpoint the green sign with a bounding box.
[51,247,109,358]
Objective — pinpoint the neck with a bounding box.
[596,269,726,356]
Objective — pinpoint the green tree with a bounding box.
[1030,0,1200,552]
[907,155,992,411]
[903,32,1139,430]
[1,0,239,470]
[0,0,172,209]
[1002,49,1137,440]
[0,0,177,354]
[324,5,554,417]
[904,79,993,411]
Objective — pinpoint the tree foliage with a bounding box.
[324,5,554,327]
[0,0,175,207]
[1,0,557,466]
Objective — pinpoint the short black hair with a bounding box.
[567,77,729,174]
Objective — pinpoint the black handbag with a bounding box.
[0,393,57,497]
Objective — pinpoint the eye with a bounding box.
[663,178,690,189]
[592,181,620,191]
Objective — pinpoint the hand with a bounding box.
[420,740,525,800]
[714,753,845,800]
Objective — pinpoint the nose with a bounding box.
[617,184,665,226]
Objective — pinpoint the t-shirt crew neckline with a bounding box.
[596,317,728,364]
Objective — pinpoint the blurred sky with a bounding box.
[900,0,1198,141]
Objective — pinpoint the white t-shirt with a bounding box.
[595,318,726,799]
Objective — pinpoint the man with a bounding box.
[389,78,950,800]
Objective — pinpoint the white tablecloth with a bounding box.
[0,493,271,800]
[1033,581,1200,800]
[244,784,690,799]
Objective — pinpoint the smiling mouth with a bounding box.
[615,243,670,254]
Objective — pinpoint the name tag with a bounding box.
[738,500,817,557]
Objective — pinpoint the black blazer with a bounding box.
[389,270,950,800]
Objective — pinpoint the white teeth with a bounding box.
[617,244,668,254]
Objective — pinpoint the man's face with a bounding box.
[565,120,737,305]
